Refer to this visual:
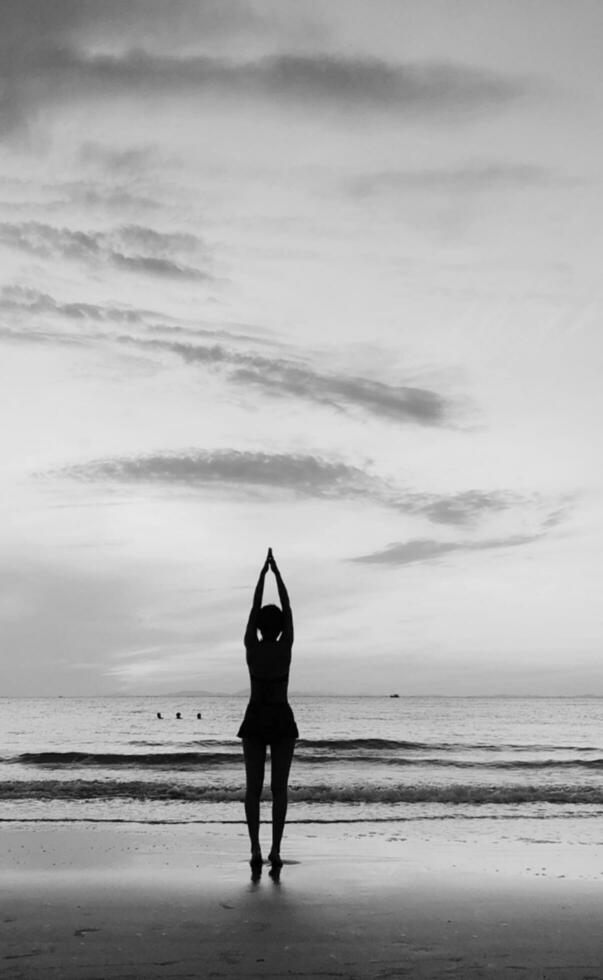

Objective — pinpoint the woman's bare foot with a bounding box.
[268,850,283,868]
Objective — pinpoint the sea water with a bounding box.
[0,696,602,832]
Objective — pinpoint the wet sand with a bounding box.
[1,821,602,978]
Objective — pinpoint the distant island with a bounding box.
[164,689,336,698]
[164,690,232,698]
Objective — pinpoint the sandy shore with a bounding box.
[1,820,603,979]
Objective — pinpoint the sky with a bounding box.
[1,0,602,697]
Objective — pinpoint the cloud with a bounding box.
[0,284,451,426]
[405,490,518,526]
[0,0,263,49]
[78,142,157,175]
[348,163,560,197]
[65,450,374,499]
[0,285,282,352]
[0,281,454,428]
[0,326,85,348]
[72,145,162,210]
[0,285,153,325]
[235,56,520,113]
[61,448,539,530]
[233,362,446,424]
[0,175,157,215]
[115,335,449,425]
[111,253,202,279]
[0,222,208,281]
[64,184,159,212]
[352,533,543,565]
[0,40,527,132]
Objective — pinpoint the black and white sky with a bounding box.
[1,1,602,695]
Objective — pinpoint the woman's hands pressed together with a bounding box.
[262,547,279,575]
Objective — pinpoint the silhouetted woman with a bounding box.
[237,548,298,869]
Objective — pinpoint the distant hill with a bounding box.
[164,690,234,698]
[163,689,345,698]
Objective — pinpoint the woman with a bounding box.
[237,548,298,870]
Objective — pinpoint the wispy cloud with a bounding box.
[0,222,208,281]
[0,177,157,216]
[0,326,84,348]
[0,285,155,325]
[352,533,544,565]
[115,336,450,425]
[0,286,276,349]
[224,55,522,113]
[0,40,528,132]
[1,0,267,50]
[65,450,375,498]
[407,490,518,526]
[347,163,562,197]
[77,142,158,175]
[61,448,540,529]
[0,282,451,425]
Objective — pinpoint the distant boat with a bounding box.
[389,694,400,698]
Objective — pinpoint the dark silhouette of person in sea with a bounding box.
[176,712,182,719]
[237,548,298,872]
[157,712,162,719]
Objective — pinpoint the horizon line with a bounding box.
[2,693,603,700]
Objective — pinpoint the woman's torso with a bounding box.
[246,638,291,705]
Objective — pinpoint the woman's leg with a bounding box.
[269,738,295,864]
[242,738,266,862]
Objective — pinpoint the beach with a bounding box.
[2,820,603,979]
[2,696,603,977]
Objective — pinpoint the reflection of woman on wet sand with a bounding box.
[237,549,298,870]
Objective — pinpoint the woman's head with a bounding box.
[258,603,283,640]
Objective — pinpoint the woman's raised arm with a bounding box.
[269,550,293,646]
[244,552,270,647]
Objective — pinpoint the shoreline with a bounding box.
[2,820,603,978]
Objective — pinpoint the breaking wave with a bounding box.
[14,751,242,768]
[3,779,603,805]
[297,738,603,753]
[10,750,603,772]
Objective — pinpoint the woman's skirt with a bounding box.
[237,702,299,743]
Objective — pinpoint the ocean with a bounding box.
[1,696,602,832]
